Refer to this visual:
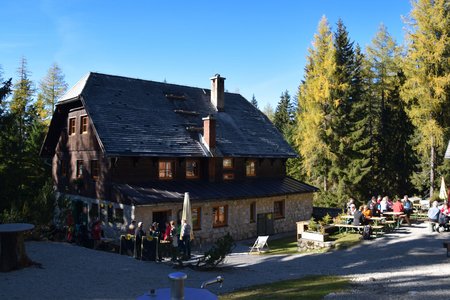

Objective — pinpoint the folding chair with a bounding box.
[249,236,269,254]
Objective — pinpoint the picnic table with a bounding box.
[381,212,405,229]
[0,223,34,272]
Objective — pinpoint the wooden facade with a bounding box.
[42,72,317,242]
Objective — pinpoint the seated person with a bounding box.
[353,206,365,226]
[393,198,411,226]
[403,195,414,220]
[439,203,450,228]
[362,205,372,220]
[428,201,440,223]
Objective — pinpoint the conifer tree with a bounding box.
[250,94,258,108]
[273,90,294,133]
[401,0,450,198]
[296,16,336,191]
[37,63,68,124]
[346,45,373,199]
[366,24,414,195]
[327,19,355,201]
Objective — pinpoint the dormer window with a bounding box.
[186,159,199,179]
[69,118,76,135]
[246,160,256,177]
[80,115,88,134]
[159,160,174,179]
[223,158,233,169]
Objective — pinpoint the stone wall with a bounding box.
[135,192,313,244]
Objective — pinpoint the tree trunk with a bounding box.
[430,136,435,199]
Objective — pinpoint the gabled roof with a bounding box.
[44,72,297,158]
[114,177,318,206]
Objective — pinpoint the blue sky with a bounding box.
[1,0,412,110]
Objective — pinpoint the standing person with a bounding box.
[91,219,102,250]
[127,220,136,235]
[134,222,145,259]
[345,198,355,214]
[180,219,191,259]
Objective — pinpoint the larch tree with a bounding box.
[401,0,450,198]
[296,16,337,192]
[37,63,68,124]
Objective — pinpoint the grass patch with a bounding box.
[328,232,361,250]
[220,275,350,300]
[259,232,361,255]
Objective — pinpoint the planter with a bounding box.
[301,231,329,242]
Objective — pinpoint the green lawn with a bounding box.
[220,275,350,300]
[259,232,361,255]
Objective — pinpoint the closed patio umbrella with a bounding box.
[181,192,194,241]
[439,177,447,200]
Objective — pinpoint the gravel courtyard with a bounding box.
[1,222,449,299]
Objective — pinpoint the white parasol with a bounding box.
[439,176,448,200]
[181,192,194,241]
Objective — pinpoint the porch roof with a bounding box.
[114,177,318,206]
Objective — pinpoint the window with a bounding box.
[223,158,233,169]
[114,208,124,223]
[223,173,234,180]
[107,203,114,223]
[186,159,199,179]
[69,117,76,135]
[60,159,67,177]
[76,160,84,178]
[90,203,99,219]
[90,160,99,180]
[250,202,256,223]
[274,200,285,219]
[246,160,256,177]
[213,205,228,227]
[159,160,174,179]
[192,207,201,230]
[80,115,88,134]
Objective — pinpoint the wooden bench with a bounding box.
[333,224,364,233]
[443,241,450,257]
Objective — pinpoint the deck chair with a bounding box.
[249,236,269,254]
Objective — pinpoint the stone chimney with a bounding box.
[210,74,226,112]
[202,115,216,150]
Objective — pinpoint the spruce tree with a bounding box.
[401,0,450,198]
[327,19,355,202]
[250,94,258,108]
[366,24,414,196]
[273,90,293,133]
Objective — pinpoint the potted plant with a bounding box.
[302,217,329,242]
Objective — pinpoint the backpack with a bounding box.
[363,225,372,240]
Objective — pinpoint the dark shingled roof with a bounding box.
[54,72,297,158]
[114,177,318,206]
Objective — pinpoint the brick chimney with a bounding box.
[210,74,226,111]
[202,115,216,150]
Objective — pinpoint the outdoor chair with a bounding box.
[249,235,269,254]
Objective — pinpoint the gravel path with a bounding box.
[1,222,449,299]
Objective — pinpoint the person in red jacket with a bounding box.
[91,219,102,249]
[393,198,411,226]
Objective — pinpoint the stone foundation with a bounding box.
[297,238,333,251]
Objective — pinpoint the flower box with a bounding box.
[301,231,329,242]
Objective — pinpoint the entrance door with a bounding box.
[152,210,171,233]
[257,213,274,236]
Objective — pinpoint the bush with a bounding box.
[196,233,235,269]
